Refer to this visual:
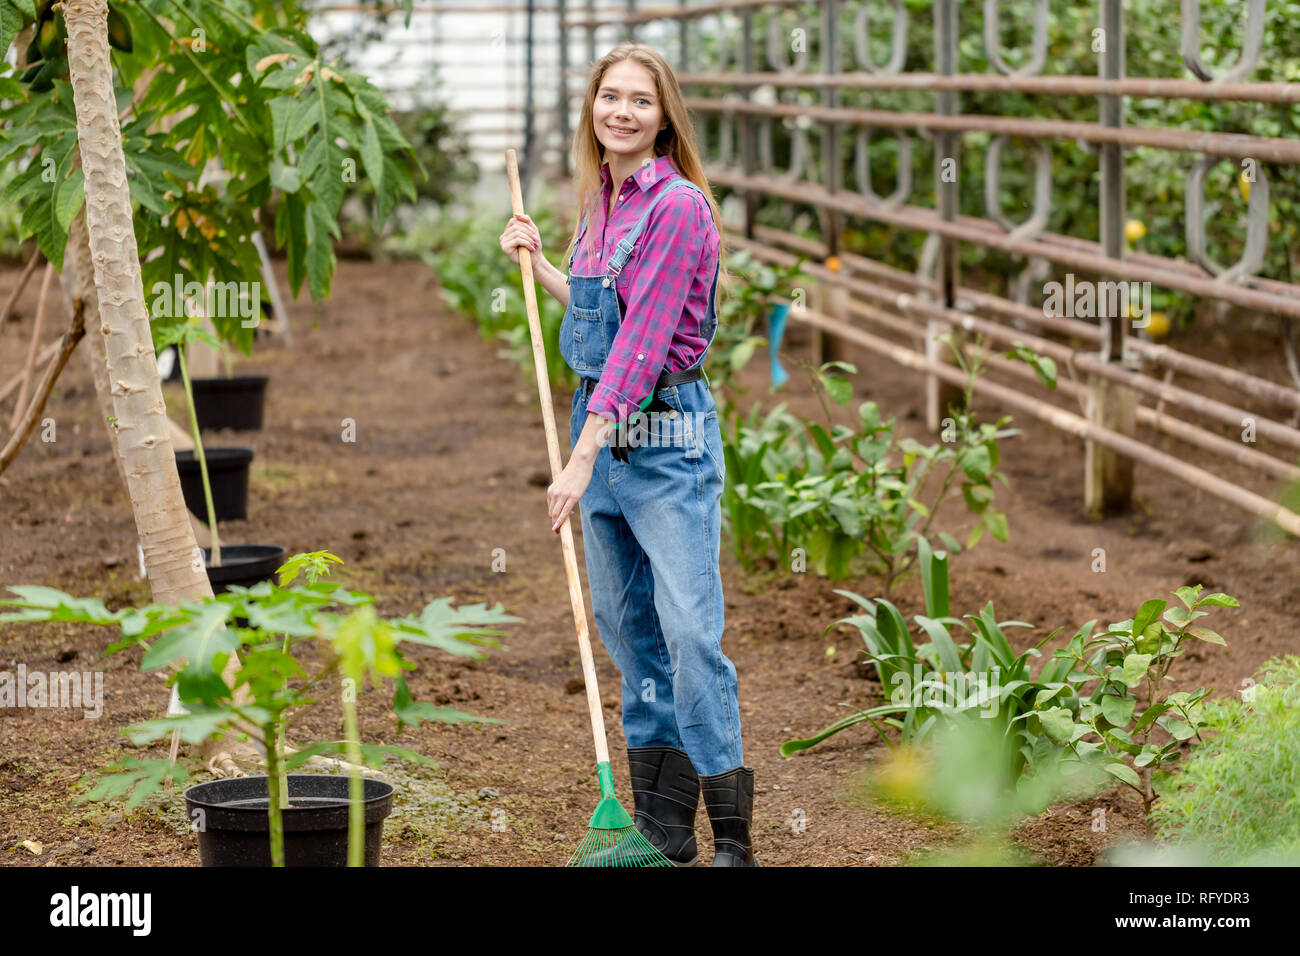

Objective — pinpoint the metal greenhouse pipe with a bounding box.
[708,168,1300,320]
[733,230,1300,415]
[791,305,1300,538]
[832,293,1300,484]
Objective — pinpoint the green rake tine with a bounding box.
[566,761,674,867]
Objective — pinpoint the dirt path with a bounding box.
[2,257,1296,866]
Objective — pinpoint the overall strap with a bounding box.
[607,177,702,279]
[568,209,591,271]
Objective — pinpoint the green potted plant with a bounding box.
[0,551,522,866]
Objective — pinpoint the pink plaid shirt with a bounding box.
[576,155,720,424]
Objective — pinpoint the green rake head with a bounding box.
[566,762,674,867]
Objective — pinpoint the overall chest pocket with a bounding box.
[563,305,608,371]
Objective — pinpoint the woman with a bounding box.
[499,42,755,867]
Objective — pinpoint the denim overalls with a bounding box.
[560,176,743,777]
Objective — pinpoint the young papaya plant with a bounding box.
[0,0,424,766]
[0,551,521,867]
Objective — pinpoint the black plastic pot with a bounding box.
[157,345,181,382]
[202,545,286,595]
[191,374,269,431]
[184,774,396,867]
[176,448,254,522]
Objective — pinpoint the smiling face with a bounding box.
[593,59,666,162]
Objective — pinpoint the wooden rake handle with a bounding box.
[504,150,612,768]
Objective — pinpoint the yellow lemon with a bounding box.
[1146,311,1169,339]
[1124,219,1146,243]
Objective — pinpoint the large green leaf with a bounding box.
[0,586,123,625]
[1102,761,1140,789]
[1121,653,1153,689]
[0,2,22,62]
[73,757,188,811]
[914,615,963,674]
[359,116,384,193]
[54,167,85,234]
[1039,706,1076,744]
[1100,694,1136,727]
[139,602,238,673]
[1131,599,1167,640]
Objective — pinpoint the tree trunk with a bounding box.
[64,0,254,771]
[63,1,211,606]
[62,214,128,487]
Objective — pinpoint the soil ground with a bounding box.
[1,256,1296,866]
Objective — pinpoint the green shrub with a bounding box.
[782,538,1078,785]
[1149,655,1300,863]
[720,338,1043,586]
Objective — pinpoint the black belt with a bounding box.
[580,366,702,398]
[581,367,703,463]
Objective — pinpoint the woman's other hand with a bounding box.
[500,212,541,266]
[547,452,594,533]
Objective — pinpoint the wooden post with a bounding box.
[1085,375,1137,516]
[925,318,966,430]
[1088,0,1135,515]
[812,259,850,368]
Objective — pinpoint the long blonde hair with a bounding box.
[565,42,732,307]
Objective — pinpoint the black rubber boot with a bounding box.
[626,746,701,866]
[700,765,757,867]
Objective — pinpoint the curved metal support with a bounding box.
[717,96,739,168]
[853,126,913,208]
[1010,256,1052,330]
[984,0,1049,77]
[705,14,738,72]
[915,232,941,302]
[766,5,810,75]
[1180,0,1265,83]
[1185,154,1270,284]
[984,136,1053,239]
[852,0,909,75]
[758,104,811,183]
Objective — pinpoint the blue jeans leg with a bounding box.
[571,393,683,750]
[613,389,743,776]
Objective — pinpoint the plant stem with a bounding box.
[264,719,285,867]
[278,637,291,811]
[342,683,365,867]
[177,344,221,566]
